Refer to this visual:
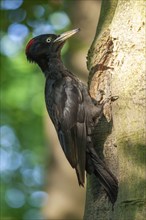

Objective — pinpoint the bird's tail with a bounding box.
[88,147,118,204]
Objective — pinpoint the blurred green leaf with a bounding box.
[0,1,73,219]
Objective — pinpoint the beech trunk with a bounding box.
[84,0,145,219]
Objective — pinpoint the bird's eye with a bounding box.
[46,37,52,43]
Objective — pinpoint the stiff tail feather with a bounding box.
[89,147,118,204]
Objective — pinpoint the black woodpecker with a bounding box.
[25,28,118,204]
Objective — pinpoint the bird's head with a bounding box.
[25,28,80,64]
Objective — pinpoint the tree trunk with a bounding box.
[84,0,146,220]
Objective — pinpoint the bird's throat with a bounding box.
[38,57,67,79]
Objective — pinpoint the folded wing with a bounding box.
[49,77,87,186]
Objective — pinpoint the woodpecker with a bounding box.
[25,28,118,204]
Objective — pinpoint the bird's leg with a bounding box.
[93,89,119,106]
[91,89,119,125]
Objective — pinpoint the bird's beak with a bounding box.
[54,28,80,42]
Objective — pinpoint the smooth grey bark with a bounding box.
[84,0,146,220]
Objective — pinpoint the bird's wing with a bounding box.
[51,77,87,185]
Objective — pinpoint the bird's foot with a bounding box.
[102,95,119,122]
[102,95,119,104]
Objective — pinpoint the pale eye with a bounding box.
[46,37,52,43]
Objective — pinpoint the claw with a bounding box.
[111,96,119,102]
[103,96,119,104]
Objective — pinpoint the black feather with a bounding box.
[87,147,118,204]
[26,31,118,205]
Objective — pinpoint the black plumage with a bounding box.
[25,29,118,204]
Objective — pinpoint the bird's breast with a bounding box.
[45,79,56,114]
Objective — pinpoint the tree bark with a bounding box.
[84,0,146,220]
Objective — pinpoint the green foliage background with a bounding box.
[0,0,73,219]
